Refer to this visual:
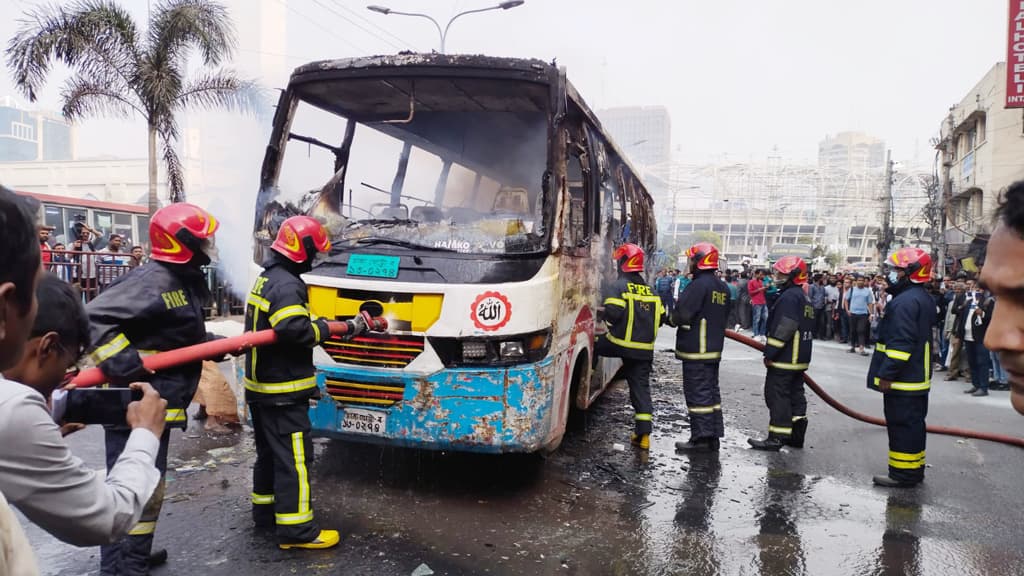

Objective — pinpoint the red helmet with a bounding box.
[612,243,645,273]
[272,215,331,263]
[149,203,219,264]
[687,242,720,271]
[888,247,932,284]
[772,255,809,286]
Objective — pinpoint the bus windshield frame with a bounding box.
[257,71,556,260]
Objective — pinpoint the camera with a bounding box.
[51,387,143,426]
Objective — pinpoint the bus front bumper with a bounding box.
[309,356,559,453]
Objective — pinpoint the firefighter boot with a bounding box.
[631,433,650,450]
[279,529,341,550]
[148,549,168,567]
[747,434,786,451]
[787,418,808,449]
[872,475,920,489]
[675,437,720,453]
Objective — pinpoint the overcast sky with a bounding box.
[0,0,1011,166]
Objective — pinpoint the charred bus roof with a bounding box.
[289,53,558,86]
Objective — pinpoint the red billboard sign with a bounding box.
[1008,0,1024,108]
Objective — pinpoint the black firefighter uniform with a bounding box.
[245,260,331,543]
[762,283,815,444]
[87,261,216,575]
[672,270,731,440]
[598,272,665,436]
[867,282,936,484]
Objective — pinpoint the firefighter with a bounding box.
[748,256,815,451]
[673,242,731,453]
[868,247,936,488]
[596,243,664,450]
[245,215,368,549]
[88,203,222,575]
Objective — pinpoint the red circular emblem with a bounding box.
[470,291,512,331]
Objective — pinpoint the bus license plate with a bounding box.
[341,408,387,435]
[347,254,400,278]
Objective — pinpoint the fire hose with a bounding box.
[726,329,1024,449]
[71,311,388,388]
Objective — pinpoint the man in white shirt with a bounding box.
[0,187,167,553]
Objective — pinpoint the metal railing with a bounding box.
[44,250,244,319]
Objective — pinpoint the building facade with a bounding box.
[818,131,886,173]
[936,62,1024,268]
[0,98,75,162]
[0,158,167,206]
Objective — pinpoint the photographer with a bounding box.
[0,186,165,551]
[0,272,167,546]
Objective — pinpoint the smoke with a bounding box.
[207,191,261,299]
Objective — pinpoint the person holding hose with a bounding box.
[748,256,815,451]
[672,242,730,453]
[868,247,936,488]
[87,203,222,575]
[596,243,664,450]
[245,215,369,549]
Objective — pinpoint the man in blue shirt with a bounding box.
[844,275,876,356]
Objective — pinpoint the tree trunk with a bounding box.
[148,125,159,215]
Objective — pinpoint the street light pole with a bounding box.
[367,1,524,53]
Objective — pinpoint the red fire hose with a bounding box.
[71,312,388,388]
[726,329,1024,449]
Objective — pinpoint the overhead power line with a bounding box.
[327,0,419,52]
[275,0,371,56]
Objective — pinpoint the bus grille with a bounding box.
[322,333,425,368]
[325,378,405,407]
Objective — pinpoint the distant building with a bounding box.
[597,106,671,169]
[0,97,75,162]
[0,158,166,206]
[818,131,885,173]
[936,62,1024,271]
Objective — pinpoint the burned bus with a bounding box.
[252,54,657,453]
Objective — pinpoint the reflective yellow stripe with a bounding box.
[90,333,130,364]
[792,332,800,364]
[252,493,275,505]
[889,459,925,469]
[768,425,792,435]
[885,349,911,361]
[889,450,925,461]
[244,377,318,394]
[924,342,931,381]
[688,405,717,414]
[872,377,930,392]
[766,337,785,348]
[275,510,314,525]
[677,348,722,360]
[294,431,310,516]
[875,343,887,351]
[768,361,809,371]
[247,294,270,312]
[603,297,626,308]
[606,332,655,351]
[269,304,309,327]
[699,318,707,354]
[311,321,321,342]
[634,413,652,421]
[128,521,156,536]
[792,415,807,421]
[165,408,186,422]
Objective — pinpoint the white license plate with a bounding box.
[340,408,387,435]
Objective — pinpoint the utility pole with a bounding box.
[939,110,955,275]
[878,149,894,264]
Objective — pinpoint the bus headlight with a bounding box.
[430,329,551,367]
[499,340,524,359]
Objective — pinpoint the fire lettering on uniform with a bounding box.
[626,283,653,296]
[161,289,189,309]
[711,291,727,305]
[804,305,815,319]
[252,277,268,296]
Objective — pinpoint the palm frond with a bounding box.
[148,0,236,69]
[176,70,265,116]
[159,131,186,202]
[136,53,184,119]
[6,0,139,102]
[60,72,145,122]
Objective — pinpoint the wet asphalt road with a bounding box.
[25,328,1024,576]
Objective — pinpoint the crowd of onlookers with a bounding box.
[37,221,146,301]
[653,264,1007,397]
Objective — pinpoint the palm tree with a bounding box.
[7,0,262,214]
